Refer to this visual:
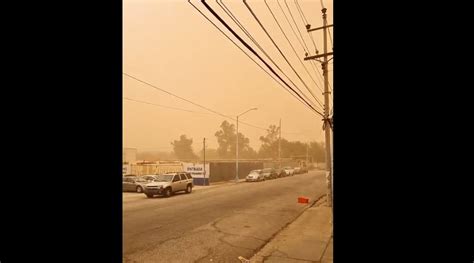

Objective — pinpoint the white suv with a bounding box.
[144,172,193,198]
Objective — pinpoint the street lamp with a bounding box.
[235,107,258,182]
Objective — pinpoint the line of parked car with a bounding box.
[245,166,308,182]
[123,172,194,198]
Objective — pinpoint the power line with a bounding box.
[123,97,211,114]
[123,73,295,134]
[294,0,308,25]
[125,95,317,138]
[218,0,321,111]
[293,0,325,87]
[265,0,324,96]
[286,0,333,96]
[265,0,327,98]
[278,0,324,90]
[284,0,310,54]
[198,0,324,117]
[188,0,322,115]
[124,72,232,119]
[217,0,259,51]
[242,0,324,109]
[292,0,326,88]
[124,78,313,135]
[295,0,319,53]
[277,0,307,55]
[294,0,331,93]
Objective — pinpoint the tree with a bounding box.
[198,148,220,160]
[280,140,306,158]
[215,120,257,159]
[258,124,280,159]
[309,141,325,163]
[171,135,198,160]
[215,121,235,158]
[257,124,324,162]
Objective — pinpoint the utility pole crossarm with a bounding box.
[304,52,333,61]
[306,24,333,32]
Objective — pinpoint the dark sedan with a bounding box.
[261,168,278,180]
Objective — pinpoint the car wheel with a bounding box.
[136,186,143,193]
[145,193,153,198]
[163,187,172,198]
[185,184,192,193]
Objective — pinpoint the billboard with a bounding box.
[182,163,210,186]
[182,163,210,178]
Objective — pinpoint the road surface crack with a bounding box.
[193,247,213,263]
[211,218,267,242]
[210,217,264,251]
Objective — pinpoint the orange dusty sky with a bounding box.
[123,0,333,152]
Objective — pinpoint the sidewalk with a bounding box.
[249,197,333,263]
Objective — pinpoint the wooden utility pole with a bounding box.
[305,7,333,207]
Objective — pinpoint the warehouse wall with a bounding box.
[209,162,264,182]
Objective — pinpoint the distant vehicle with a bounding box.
[300,166,308,174]
[123,177,148,193]
[143,172,193,198]
[246,169,264,182]
[140,175,157,182]
[261,168,278,179]
[276,168,287,177]
[283,166,295,176]
[294,167,302,174]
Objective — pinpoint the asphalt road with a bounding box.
[123,170,326,263]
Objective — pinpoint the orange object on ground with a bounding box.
[298,196,309,203]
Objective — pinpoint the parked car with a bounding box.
[261,168,278,179]
[300,166,308,174]
[143,172,193,198]
[276,168,287,177]
[246,169,264,182]
[294,167,302,174]
[283,166,295,176]
[123,176,148,193]
[140,175,157,182]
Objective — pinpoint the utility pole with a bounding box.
[279,118,281,169]
[236,116,239,183]
[305,7,333,207]
[306,142,309,166]
[203,137,206,185]
[235,108,258,183]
